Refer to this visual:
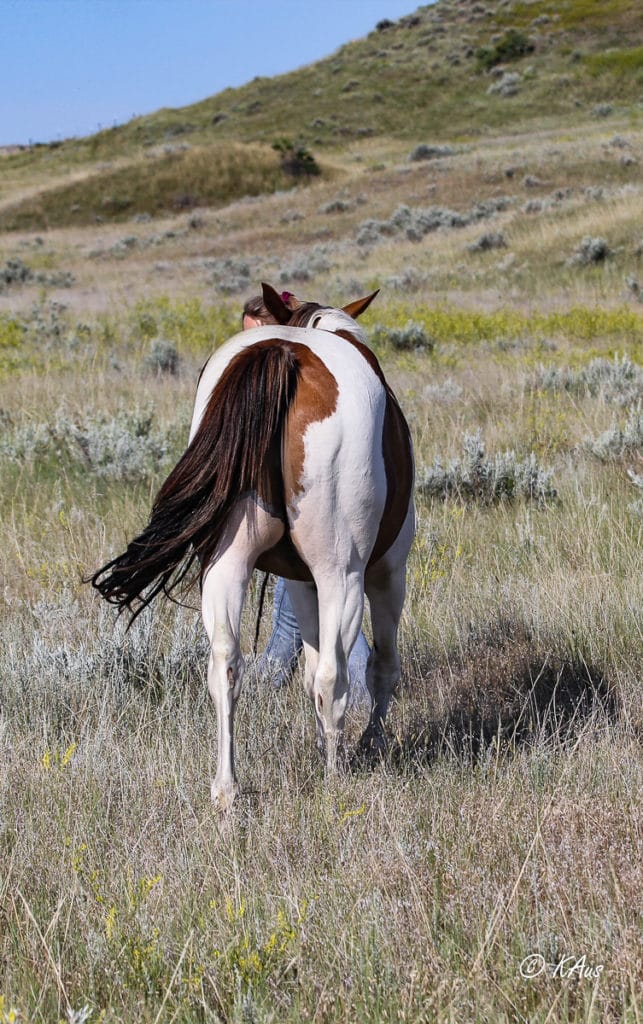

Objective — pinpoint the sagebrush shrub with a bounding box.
[568,236,611,266]
[60,410,171,479]
[0,256,32,286]
[319,198,353,214]
[0,598,210,725]
[0,257,74,291]
[371,321,434,352]
[205,257,252,294]
[1,409,173,480]
[467,231,506,254]
[384,268,425,292]
[487,72,522,97]
[144,338,180,375]
[534,355,641,406]
[418,431,556,505]
[409,144,456,161]
[423,378,463,403]
[279,246,332,282]
[356,197,512,247]
[585,403,642,460]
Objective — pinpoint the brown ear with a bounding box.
[342,289,379,320]
[261,282,291,324]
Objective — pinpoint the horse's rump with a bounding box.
[90,323,413,618]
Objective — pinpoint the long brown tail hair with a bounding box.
[90,340,300,621]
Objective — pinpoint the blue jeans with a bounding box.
[257,578,370,697]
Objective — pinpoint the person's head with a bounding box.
[241,295,275,330]
[242,290,300,330]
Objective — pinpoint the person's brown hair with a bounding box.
[242,291,301,327]
[241,296,276,325]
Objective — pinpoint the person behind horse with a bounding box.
[241,292,370,698]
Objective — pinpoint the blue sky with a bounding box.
[1,0,426,146]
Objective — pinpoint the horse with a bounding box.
[90,283,415,811]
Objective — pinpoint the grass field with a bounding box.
[1,1,642,1021]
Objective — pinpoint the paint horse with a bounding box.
[91,284,414,810]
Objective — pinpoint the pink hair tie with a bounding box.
[280,291,293,302]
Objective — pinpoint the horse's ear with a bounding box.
[342,289,380,319]
[261,282,291,324]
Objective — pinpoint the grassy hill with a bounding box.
[0,142,322,231]
[0,0,641,230]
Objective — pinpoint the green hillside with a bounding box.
[0,142,321,231]
[0,0,641,231]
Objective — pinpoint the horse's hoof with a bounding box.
[357,728,389,761]
[211,780,239,813]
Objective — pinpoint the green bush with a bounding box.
[272,138,320,178]
[476,29,534,72]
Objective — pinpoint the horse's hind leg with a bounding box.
[201,558,250,812]
[360,565,405,755]
[201,500,284,811]
[361,511,414,755]
[286,580,323,750]
[313,569,365,771]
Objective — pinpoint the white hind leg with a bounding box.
[286,581,333,757]
[201,499,284,811]
[313,569,365,771]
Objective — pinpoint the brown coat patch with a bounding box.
[282,341,339,502]
[255,534,313,581]
[368,390,414,566]
[254,341,338,582]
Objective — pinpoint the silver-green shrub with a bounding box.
[205,257,252,294]
[534,355,642,406]
[1,409,172,480]
[318,197,354,214]
[59,410,170,479]
[0,597,210,727]
[568,236,611,266]
[409,144,456,161]
[384,268,426,292]
[0,257,74,291]
[423,378,463,403]
[279,245,332,282]
[585,403,642,460]
[356,197,512,247]
[144,338,180,375]
[371,321,434,352]
[418,431,557,505]
[467,231,506,253]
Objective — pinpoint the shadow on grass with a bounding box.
[378,620,619,771]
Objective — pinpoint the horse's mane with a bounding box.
[286,303,367,343]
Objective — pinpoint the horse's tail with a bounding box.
[90,340,300,621]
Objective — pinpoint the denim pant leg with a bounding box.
[348,630,371,700]
[257,578,303,686]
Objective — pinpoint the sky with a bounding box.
[1,0,427,146]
